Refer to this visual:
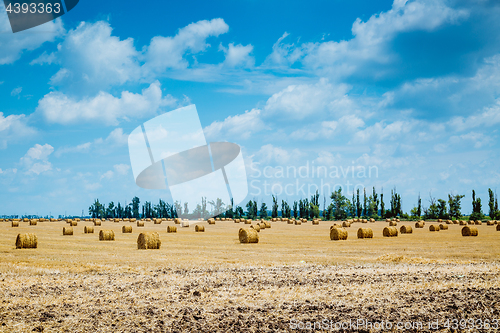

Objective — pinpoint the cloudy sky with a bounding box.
[1,0,500,216]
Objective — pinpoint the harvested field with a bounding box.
[0,220,499,332]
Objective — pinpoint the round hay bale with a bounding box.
[496,224,500,231]
[63,227,73,235]
[93,220,102,226]
[467,220,473,225]
[207,218,215,225]
[70,221,78,226]
[446,220,452,224]
[84,226,94,234]
[29,219,38,226]
[130,218,137,222]
[429,225,440,232]
[415,221,424,228]
[234,219,240,223]
[137,221,145,227]
[244,219,251,224]
[250,224,260,232]
[462,226,478,236]
[330,224,341,230]
[262,221,271,228]
[330,227,348,240]
[475,220,482,225]
[258,222,266,229]
[385,218,391,222]
[459,220,466,225]
[23,218,29,222]
[181,221,190,228]
[294,220,302,225]
[195,225,205,232]
[137,232,161,249]
[383,226,398,237]
[487,220,494,226]
[11,221,19,227]
[16,233,37,249]
[342,221,351,227]
[167,226,177,233]
[238,228,259,243]
[154,219,162,224]
[357,228,373,239]
[312,220,319,225]
[271,218,276,222]
[113,218,119,223]
[122,225,132,233]
[439,224,448,230]
[99,230,115,241]
[453,220,459,224]
[175,218,182,224]
[389,221,397,226]
[369,218,375,222]
[362,219,368,223]
[287,219,294,224]
[437,219,442,223]
[400,225,413,234]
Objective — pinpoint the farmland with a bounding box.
[0,219,499,332]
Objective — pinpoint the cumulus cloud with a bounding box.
[0,11,64,65]
[204,108,267,140]
[265,0,468,79]
[48,21,141,92]
[36,81,176,125]
[0,113,37,149]
[20,144,54,175]
[144,18,229,74]
[55,128,129,157]
[219,43,254,68]
[263,78,356,120]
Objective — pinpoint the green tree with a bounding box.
[470,190,483,221]
[293,201,298,218]
[271,195,278,218]
[437,199,448,219]
[363,188,367,217]
[351,192,356,217]
[356,189,361,217]
[423,194,439,219]
[488,188,497,219]
[330,188,349,220]
[380,191,385,218]
[259,202,268,219]
[448,193,465,219]
[131,197,140,219]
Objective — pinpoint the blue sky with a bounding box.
[1,0,500,216]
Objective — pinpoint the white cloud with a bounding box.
[204,108,266,140]
[10,87,22,97]
[255,144,291,165]
[113,164,130,175]
[54,142,91,157]
[0,112,37,149]
[265,0,468,78]
[100,170,114,180]
[30,51,58,65]
[20,144,54,175]
[49,21,141,91]
[144,18,229,73]
[220,43,254,68]
[448,100,500,131]
[55,128,129,157]
[263,78,354,120]
[0,11,64,65]
[36,81,176,125]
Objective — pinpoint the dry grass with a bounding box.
[1,220,500,331]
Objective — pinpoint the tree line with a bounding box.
[86,187,500,221]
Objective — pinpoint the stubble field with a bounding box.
[0,219,499,332]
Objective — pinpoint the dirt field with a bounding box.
[0,220,499,332]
